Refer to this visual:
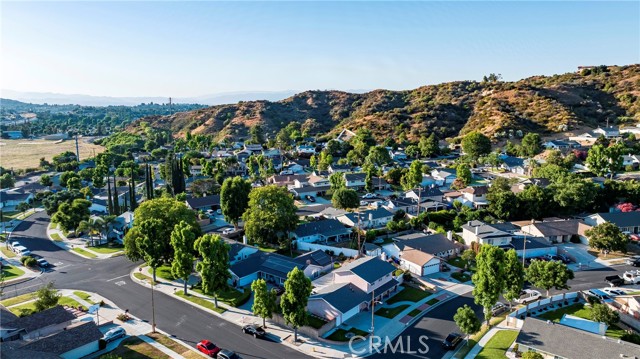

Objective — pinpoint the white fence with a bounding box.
[294,241,360,258]
[509,292,581,319]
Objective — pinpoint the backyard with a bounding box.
[448,257,476,271]
[475,330,518,359]
[537,303,626,339]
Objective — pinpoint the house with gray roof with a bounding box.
[585,212,640,234]
[307,256,400,327]
[17,321,103,359]
[381,232,462,276]
[185,194,221,211]
[520,219,591,244]
[515,317,640,359]
[0,305,76,342]
[337,208,394,230]
[291,219,350,243]
[461,220,513,246]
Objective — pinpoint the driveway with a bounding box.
[559,243,604,270]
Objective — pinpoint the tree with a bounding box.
[78,216,106,245]
[137,218,166,282]
[329,173,346,190]
[456,163,472,188]
[472,244,506,323]
[453,305,481,346]
[171,221,196,295]
[280,267,313,342]
[67,176,81,190]
[144,164,154,200]
[249,125,265,144]
[488,190,518,220]
[401,160,423,190]
[194,234,230,308]
[516,185,547,219]
[243,185,298,246]
[462,132,491,159]
[365,146,391,167]
[318,152,333,171]
[521,133,542,157]
[51,198,91,232]
[461,249,476,269]
[251,279,277,327]
[503,249,525,309]
[34,282,61,312]
[526,260,574,296]
[591,303,620,326]
[585,222,629,256]
[419,133,439,158]
[93,165,108,189]
[522,353,544,359]
[220,176,252,229]
[586,143,623,178]
[60,171,80,188]
[39,174,53,187]
[364,168,374,193]
[332,188,359,209]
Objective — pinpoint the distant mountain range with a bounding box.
[125,64,640,142]
[0,89,302,106]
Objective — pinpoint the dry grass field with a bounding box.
[0,138,105,170]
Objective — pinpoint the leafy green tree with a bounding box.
[456,163,472,188]
[60,171,80,188]
[516,185,547,219]
[280,267,313,342]
[472,244,506,323]
[533,164,569,183]
[171,221,196,295]
[220,176,252,229]
[331,188,359,209]
[591,303,620,326]
[453,305,481,346]
[401,160,423,190]
[550,176,598,214]
[365,168,374,193]
[309,155,317,170]
[67,176,81,190]
[488,190,518,220]
[243,185,298,246]
[329,173,346,190]
[419,133,440,158]
[34,282,61,312]
[16,202,31,212]
[405,145,419,158]
[462,132,491,159]
[503,249,525,308]
[586,143,624,178]
[194,234,230,307]
[92,165,108,188]
[585,222,629,256]
[318,152,333,171]
[251,279,277,327]
[249,125,265,144]
[365,146,391,167]
[51,198,91,232]
[137,218,166,282]
[521,133,542,157]
[526,260,574,296]
[43,190,83,215]
[461,249,476,270]
[39,174,53,187]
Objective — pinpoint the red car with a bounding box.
[197,340,221,357]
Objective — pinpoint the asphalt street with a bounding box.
[5,211,312,359]
[3,211,636,359]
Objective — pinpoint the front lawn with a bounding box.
[175,290,226,314]
[50,232,63,241]
[58,296,87,310]
[193,285,251,307]
[307,313,328,329]
[98,336,172,359]
[72,247,97,258]
[448,257,476,271]
[10,301,37,316]
[451,271,472,283]
[0,292,36,307]
[2,265,25,280]
[89,243,124,254]
[386,286,430,305]
[1,246,17,258]
[375,304,410,319]
[73,291,96,304]
[476,330,518,359]
[146,332,203,359]
[326,327,369,342]
[155,265,175,281]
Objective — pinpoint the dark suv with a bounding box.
[442,333,462,350]
[242,324,266,338]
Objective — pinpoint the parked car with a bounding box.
[222,228,235,235]
[442,333,462,350]
[362,193,376,199]
[36,258,50,268]
[625,256,640,266]
[217,349,241,359]
[8,241,21,250]
[305,195,316,203]
[605,275,625,287]
[242,324,266,338]
[515,289,541,304]
[103,326,126,343]
[623,270,640,284]
[557,254,572,264]
[359,200,368,206]
[544,254,564,263]
[602,288,625,296]
[13,246,31,257]
[491,302,507,316]
[585,289,612,302]
[196,340,221,357]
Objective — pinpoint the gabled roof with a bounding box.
[1,306,75,333]
[337,256,395,284]
[523,219,587,237]
[461,220,513,239]
[460,186,489,195]
[341,208,394,223]
[311,283,368,313]
[395,233,462,255]
[501,156,525,168]
[20,321,103,355]
[296,204,333,217]
[516,317,640,359]
[594,211,640,228]
[293,219,350,238]
[230,251,307,280]
[294,250,333,267]
[344,173,367,182]
[329,164,351,170]
[185,194,220,209]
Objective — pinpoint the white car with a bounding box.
[359,200,368,206]
[222,228,235,235]
[602,288,625,296]
[362,193,376,199]
[103,326,126,343]
[515,289,541,304]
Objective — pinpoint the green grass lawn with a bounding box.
[536,303,625,339]
[72,247,97,258]
[1,246,17,258]
[155,265,174,281]
[307,313,328,329]
[58,296,87,310]
[451,272,472,283]
[73,291,96,305]
[454,314,509,359]
[448,257,476,271]
[326,327,370,342]
[50,232,63,241]
[193,285,251,307]
[98,336,172,359]
[175,290,226,314]
[10,301,37,316]
[375,304,410,319]
[88,243,124,254]
[476,330,518,359]
[133,272,156,285]
[386,286,430,305]
[2,265,25,280]
[408,308,422,317]
[0,292,36,307]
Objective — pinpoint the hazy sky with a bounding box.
[2,1,639,97]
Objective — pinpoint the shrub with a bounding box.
[586,295,601,305]
[402,271,412,282]
[19,256,29,265]
[621,333,640,345]
[116,313,131,322]
[99,300,105,307]
[23,257,38,267]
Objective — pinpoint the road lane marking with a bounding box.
[106,274,130,282]
[115,281,126,286]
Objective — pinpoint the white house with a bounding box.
[461,220,514,246]
[336,208,394,229]
[296,145,316,155]
[344,173,366,190]
[430,169,456,187]
[584,212,640,234]
[0,190,34,211]
[459,186,489,208]
[382,232,462,276]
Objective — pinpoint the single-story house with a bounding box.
[461,220,513,246]
[290,185,330,198]
[382,232,462,276]
[519,219,591,244]
[430,169,456,187]
[228,242,260,265]
[296,204,334,218]
[0,190,34,211]
[328,164,351,174]
[336,208,394,230]
[16,321,103,359]
[543,139,581,150]
[0,305,76,342]
[185,195,221,212]
[291,219,351,243]
[585,212,640,234]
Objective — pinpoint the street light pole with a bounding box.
[151,279,156,333]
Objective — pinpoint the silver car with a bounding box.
[103,327,126,343]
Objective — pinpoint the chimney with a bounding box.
[243,235,248,245]
[447,231,453,241]
[475,226,479,235]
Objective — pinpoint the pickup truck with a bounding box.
[623,270,640,284]
[605,275,625,287]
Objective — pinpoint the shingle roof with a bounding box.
[516,317,640,358]
[311,283,368,313]
[342,208,393,223]
[294,250,332,267]
[395,233,462,255]
[461,220,513,239]
[2,306,75,333]
[596,212,640,228]
[20,321,103,355]
[344,173,367,182]
[524,219,585,237]
[460,186,489,195]
[296,204,333,217]
[294,219,350,238]
[185,195,220,209]
[337,257,395,284]
[230,251,307,280]
[400,247,435,266]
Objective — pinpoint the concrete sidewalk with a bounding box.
[46,224,120,260]
[462,322,518,359]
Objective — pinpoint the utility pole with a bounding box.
[75,134,80,162]
[416,186,423,216]
[151,278,157,333]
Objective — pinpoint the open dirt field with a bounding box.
[0,138,105,170]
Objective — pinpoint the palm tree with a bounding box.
[78,217,106,246]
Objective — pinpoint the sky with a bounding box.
[2,1,639,98]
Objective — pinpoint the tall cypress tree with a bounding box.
[129,164,137,211]
[113,175,120,215]
[146,164,154,200]
[107,178,114,214]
